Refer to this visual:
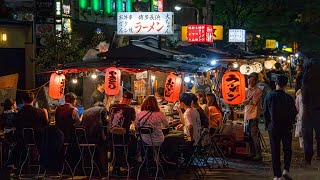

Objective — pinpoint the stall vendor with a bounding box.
[191,75,211,94]
[91,78,105,107]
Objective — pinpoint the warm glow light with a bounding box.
[174,6,182,11]
[72,78,78,84]
[1,33,7,42]
[287,60,291,63]
[233,62,239,68]
[91,73,97,79]
[151,75,156,81]
[184,77,191,83]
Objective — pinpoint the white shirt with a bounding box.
[183,107,201,145]
[244,86,262,120]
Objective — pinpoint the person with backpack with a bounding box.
[108,91,136,175]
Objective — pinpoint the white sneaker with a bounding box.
[282,170,292,180]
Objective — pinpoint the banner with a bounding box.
[117,12,174,35]
[266,39,277,49]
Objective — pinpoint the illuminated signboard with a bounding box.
[229,29,246,42]
[182,25,223,41]
[187,24,213,43]
[117,12,174,35]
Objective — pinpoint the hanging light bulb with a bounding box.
[91,72,97,79]
[233,62,239,69]
[184,77,191,83]
[72,78,78,84]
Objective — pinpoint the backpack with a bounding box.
[108,106,125,131]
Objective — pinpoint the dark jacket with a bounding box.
[264,90,297,131]
[81,106,108,144]
[15,105,48,145]
[55,104,77,143]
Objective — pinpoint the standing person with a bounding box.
[191,75,211,94]
[109,91,136,175]
[55,92,81,143]
[301,57,320,164]
[295,89,304,148]
[91,78,105,107]
[266,62,285,90]
[243,73,263,161]
[294,65,303,93]
[15,91,49,146]
[264,75,297,180]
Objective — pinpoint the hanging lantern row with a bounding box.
[222,71,246,105]
[48,67,122,99]
[239,62,263,75]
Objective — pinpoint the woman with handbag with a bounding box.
[135,96,169,146]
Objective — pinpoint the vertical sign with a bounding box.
[158,0,164,12]
[187,24,213,43]
[35,0,55,47]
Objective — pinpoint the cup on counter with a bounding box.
[172,102,180,111]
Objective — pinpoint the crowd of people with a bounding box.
[0,61,319,180]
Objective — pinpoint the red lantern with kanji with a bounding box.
[48,72,65,100]
[222,71,245,105]
[164,73,182,103]
[105,67,121,95]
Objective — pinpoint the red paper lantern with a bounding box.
[48,72,66,100]
[222,71,245,105]
[164,73,182,103]
[105,67,121,95]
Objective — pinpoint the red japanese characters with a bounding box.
[222,71,246,105]
[187,24,214,43]
[48,72,66,100]
[164,73,182,103]
[105,67,121,96]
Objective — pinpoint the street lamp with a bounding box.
[174,5,200,24]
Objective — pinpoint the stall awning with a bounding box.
[60,44,217,73]
[177,45,231,59]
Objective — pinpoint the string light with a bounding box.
[72,78,78,84]
[91,72,97,79]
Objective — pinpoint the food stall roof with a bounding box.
[177,44,232,59]
[61,44,226,73]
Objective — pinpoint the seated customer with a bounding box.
[155,87,168,105]
[207,94,223,129]
[176,93,201,145]
[0,98,18,129]
[189,93,209,128]
[55,92,81,143]
[15,91,49,146]
[135,96,169,146]
[81,104,108,174]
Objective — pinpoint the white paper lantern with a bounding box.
[253,62,263,73]
[264,60,273,69]
[240,64,254,75]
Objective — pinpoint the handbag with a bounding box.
[138,111,154,134]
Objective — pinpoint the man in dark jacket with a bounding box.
[264,75,297,180]
[15,91,49,146]
[266,62,285,90]
[55,92,81,143]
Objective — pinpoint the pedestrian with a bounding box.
[264,75,297,180]
[295,89,304,149]
[243,72,263,161]
[266,62,285,90]
[301,57,320,164]
[294,65,303,93]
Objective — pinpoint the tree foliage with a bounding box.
[34,31,87,72]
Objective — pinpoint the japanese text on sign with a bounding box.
[117,12,174,35]
[229,29,246,43]
[225,74,241,102]
[187,24,213,43]
[108,70,118,89]
[164,77,175,98]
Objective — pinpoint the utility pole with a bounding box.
[206,0,214,24]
